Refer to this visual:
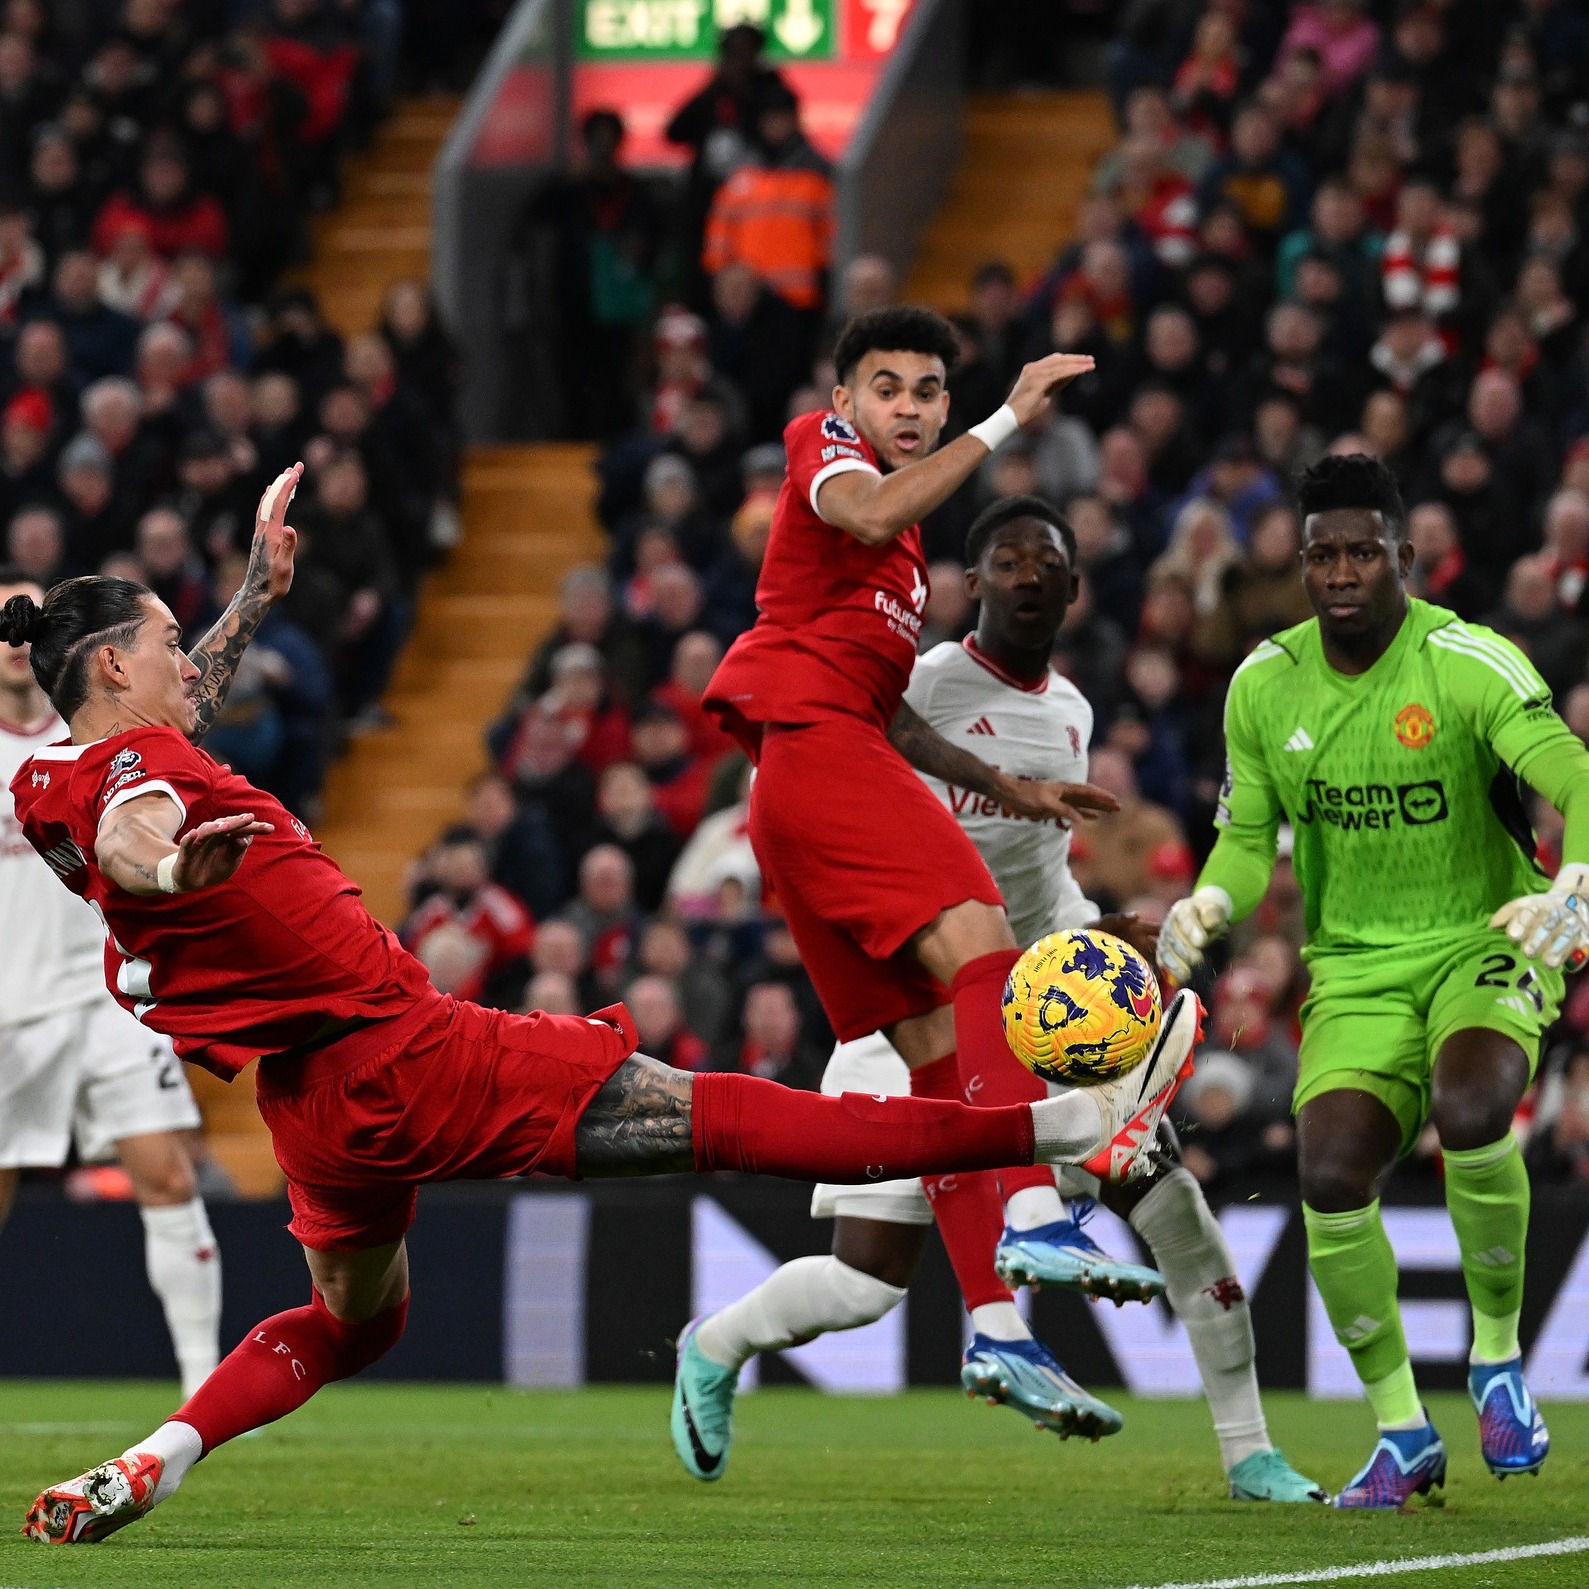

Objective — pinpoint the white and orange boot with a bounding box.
[23,1453,162,1544]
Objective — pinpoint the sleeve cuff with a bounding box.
[99,780,188,831]
[809,456,880,521]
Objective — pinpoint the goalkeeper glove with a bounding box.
[1156,885,1232,984]
[1490,863,1589,970]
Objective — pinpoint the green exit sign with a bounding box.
[578,0,836,60]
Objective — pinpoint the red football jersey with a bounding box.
[704,408,929,756]
[11,725,432,1078]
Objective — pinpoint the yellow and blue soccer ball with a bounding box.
[1001,928,1162,1085]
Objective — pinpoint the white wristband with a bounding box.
[968,404,1019,453]
[155,852,180,894]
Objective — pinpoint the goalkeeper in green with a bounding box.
[1157,454,1589,1509]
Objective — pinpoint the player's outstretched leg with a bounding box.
[1113,1162,1325,1502]
[1431,1030,1549,1480]
[24,1242,410,1544]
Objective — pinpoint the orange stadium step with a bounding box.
[906,90,1116,310]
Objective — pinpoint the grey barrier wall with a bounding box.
[432,0,965,443]
[4,1180,1589,1395]
[833,0,962,283]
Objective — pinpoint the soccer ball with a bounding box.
[1001,928,1162,1086]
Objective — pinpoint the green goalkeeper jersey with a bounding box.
[1208,598,1589,957]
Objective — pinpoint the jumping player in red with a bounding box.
[697,308,1202,1455]
[7,466,1194,1543]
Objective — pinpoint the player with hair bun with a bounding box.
[7,465,1193,1544]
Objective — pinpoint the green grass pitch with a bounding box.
[0,1384,1585,1588]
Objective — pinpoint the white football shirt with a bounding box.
[905,637,1098,946]
[0,711,107,1023]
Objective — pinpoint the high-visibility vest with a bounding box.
[702,165,835,310]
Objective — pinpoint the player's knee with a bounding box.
[316,1290,410,1380]
[1429,1085,1513,1153]
[133,1158,197,1206]
[1298,1155,1377,1215]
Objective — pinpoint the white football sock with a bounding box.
[140,1199,222,1399]
[693,1255,906,1371]
[123,1419,203,1506]
[1129,1168,1270,1473]
[968,1301,1030,1341]
[1004,1183,1066,1232]
[1029,1093,1105,1161]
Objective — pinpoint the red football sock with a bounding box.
[175,1290,409,1454]
[690,1070,1033,1180]
[952,949,1054,1198]
[913,1054,1014,1311]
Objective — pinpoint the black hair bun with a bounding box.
[0,591,42,646]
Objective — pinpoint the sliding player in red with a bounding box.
[691,309,1201,1475]
[7,468,1192,1544]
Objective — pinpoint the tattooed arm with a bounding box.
[185,463,303,741]
[97,791,271,896]
[574,1055,696,1176]
[886,700,1119,826]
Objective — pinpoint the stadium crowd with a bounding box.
[394,3,1589,1193]
[0,0,464,818]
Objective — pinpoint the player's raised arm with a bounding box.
[184,463,303,741]
[817,337,1094,547]
[97,790,270,897]
[887,699,1117,828]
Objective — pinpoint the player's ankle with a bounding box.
[126,1420,203,1505]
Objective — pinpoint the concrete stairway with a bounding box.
[314,444,605,921]
[906,90,1116,310]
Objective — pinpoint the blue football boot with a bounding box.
[960,1333,1124,1441]
[994,1200,1166,1304]
[1333,1417,1447,1509]
[1470,1358,1550,1478]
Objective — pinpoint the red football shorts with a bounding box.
[749,717,1003,1041]
[256,992,636,1250]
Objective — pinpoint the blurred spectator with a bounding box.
[135,506,216,635]
[1194,502,1313,668]
[1174,1050,1284,1187]
[565,843,642,997]
[6,500,60,584]
[1527,1047,1589,1181]
[516,564,652,708]
[702,82,832,328]
[635,916,729,1047]
[626,973,709,1071]
[467,770,564,923]
[1070,746,1186,911]
[631,697,709,837]
[707,262,809,445]
[713,980,821,1090]
[1406,499,1486,620]
[524,970,579,1016]
[531,918,600,1013]
[1482,553,1587,703]
[532,108,659,441]
[588,760,682,914]
[403,827,535,1008]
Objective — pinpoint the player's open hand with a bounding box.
[249,462,303,601]
[996,776,1118,827]
[171,812,273,892]
[1098,912,1160,960]
[1005,353,1097,426]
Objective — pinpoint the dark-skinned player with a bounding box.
[1159,454,1589,1507]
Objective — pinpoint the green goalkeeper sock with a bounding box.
[1443,1133,1529,1365]
[1303,1201,1422,1428]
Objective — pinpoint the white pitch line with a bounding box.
[1125,1535,1589,1589]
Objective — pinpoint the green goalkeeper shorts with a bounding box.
[1296,928,1562,1154]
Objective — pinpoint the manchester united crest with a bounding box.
[1394,702,1435,749]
